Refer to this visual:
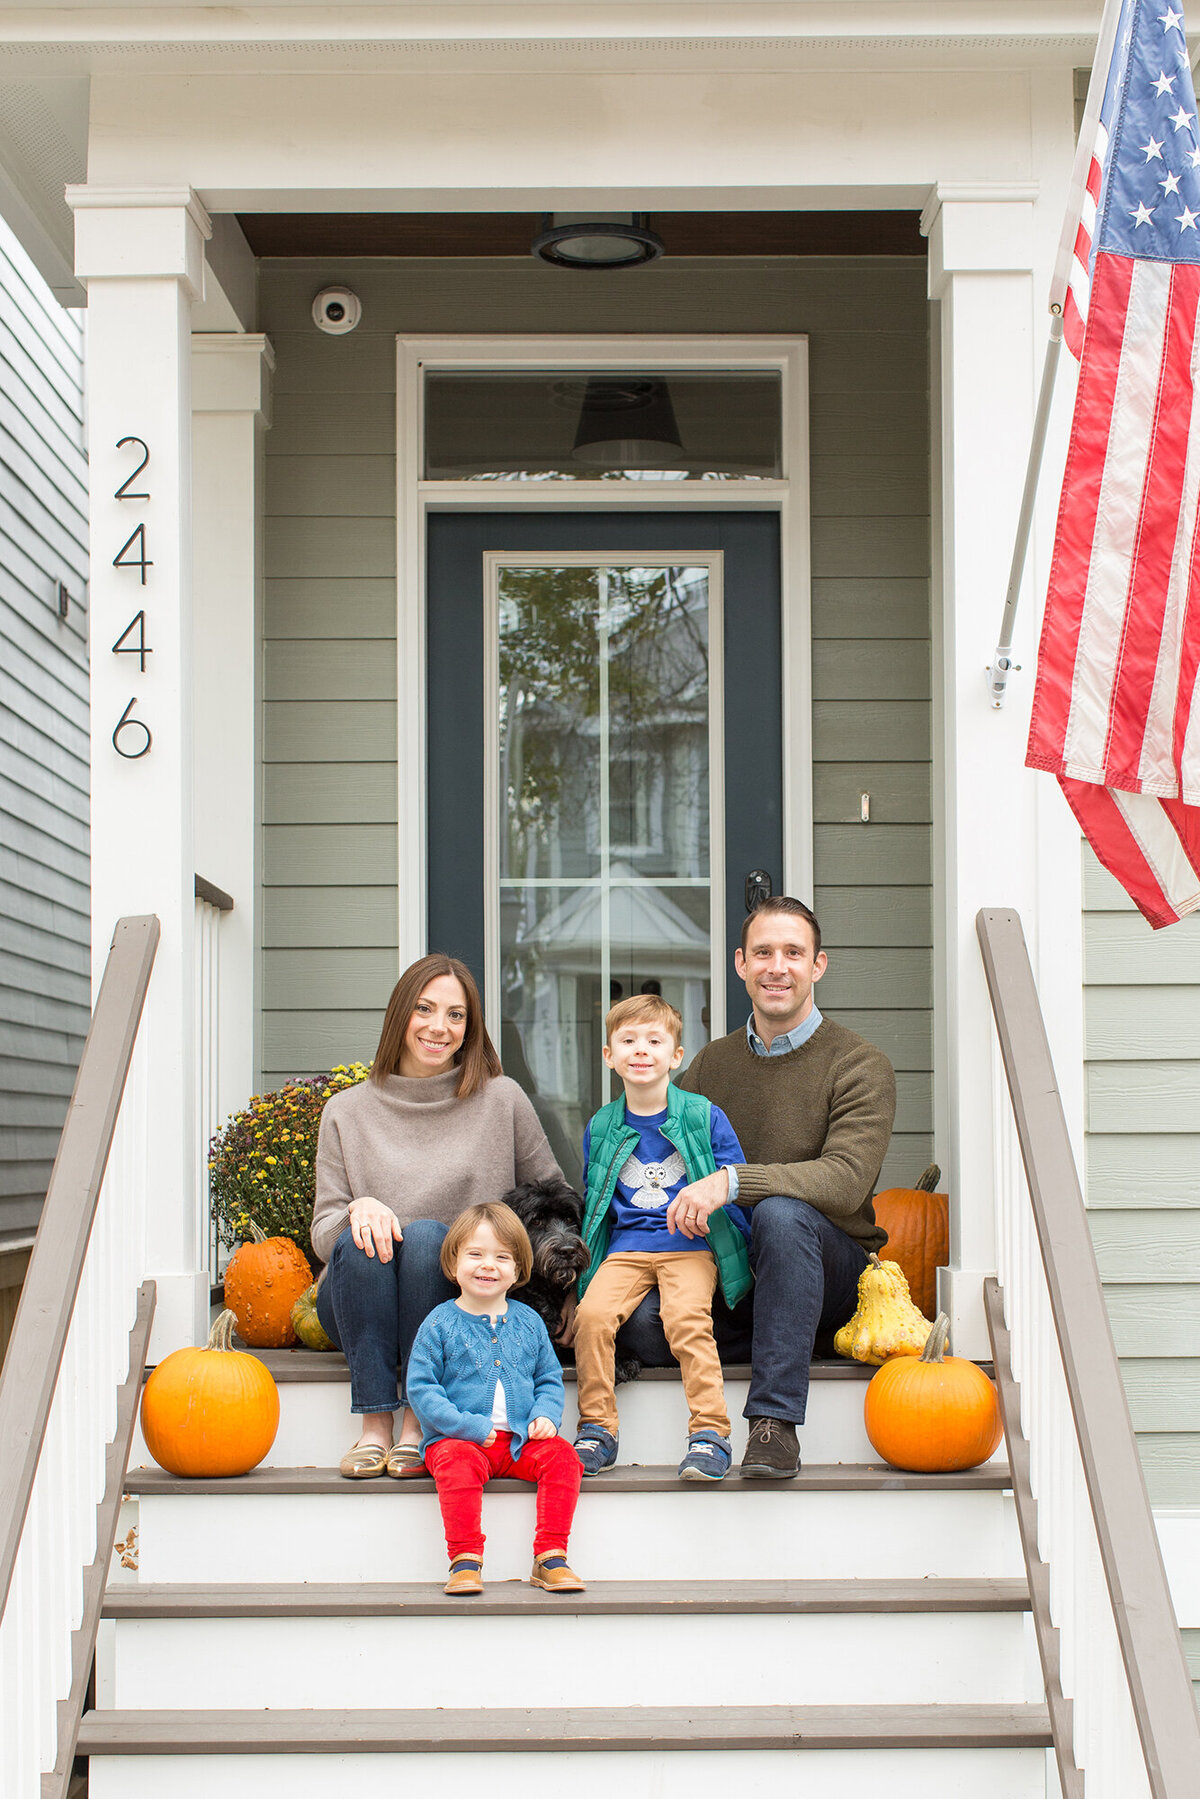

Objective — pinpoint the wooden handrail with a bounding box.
[976,907,1200,1798]
[0,913,159,1622]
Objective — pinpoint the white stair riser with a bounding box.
[128,1378,1007,1471]
[87,1746,1052,1799]
[128,1378,862,1468]
[107,1611,1038,1709]
[134,1488,1022,1583]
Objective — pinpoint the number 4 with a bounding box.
[113,522,153,584]
[111,611,151,671]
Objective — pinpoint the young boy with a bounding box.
[572,995,752,1482]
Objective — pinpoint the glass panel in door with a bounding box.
[492,561,721,1172]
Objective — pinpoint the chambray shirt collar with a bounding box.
[747,1004,823,1058]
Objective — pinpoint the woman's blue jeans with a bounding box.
[314,1218,456,1415]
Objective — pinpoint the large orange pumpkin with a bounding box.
[223,1221,312,1347]
[864,1313,1003,1473]
[140,1309,280,1476]
[872,1164,949,1319]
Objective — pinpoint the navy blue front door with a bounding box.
[426,512,782,1178]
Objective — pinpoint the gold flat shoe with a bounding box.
[385,1442,427,1479]
[444,1556,484,1595]
[339,1443,389,1479]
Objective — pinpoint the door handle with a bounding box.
[745,869,773,912]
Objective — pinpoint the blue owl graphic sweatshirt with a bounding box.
[582,1102,751,1256]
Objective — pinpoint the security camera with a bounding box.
[312,287,362,335]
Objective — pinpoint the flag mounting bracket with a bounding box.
[985,650,1022,709]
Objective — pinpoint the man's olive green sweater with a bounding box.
[675,1018,896,1253]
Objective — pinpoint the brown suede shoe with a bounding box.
[529,1552,586,1593]
[444,1557,484,1596]
[740,1416,800,1478]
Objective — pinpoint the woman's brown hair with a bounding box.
[371,953,501,1099]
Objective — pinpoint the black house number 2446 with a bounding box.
[110,436,154,759]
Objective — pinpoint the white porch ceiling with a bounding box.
[0,0,1104,301]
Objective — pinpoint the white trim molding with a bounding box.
[395,333,811,967]
[925,190,1042,1357]
[66,184,212,299]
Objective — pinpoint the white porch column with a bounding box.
[924,186,1041,1358]
[192,334,273,1117]
[68,185,212,1355]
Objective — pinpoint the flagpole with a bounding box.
[985,311,1064,708]
[986,0,1127,709]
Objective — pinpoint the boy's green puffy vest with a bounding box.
[580,1083,752,1308]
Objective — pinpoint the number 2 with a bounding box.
[115,437,149,501]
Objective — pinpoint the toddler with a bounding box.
[407,1201,585,1595]
[572,995,752,1481]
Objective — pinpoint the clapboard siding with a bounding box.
[1181,1630,1200,1711]
[1083,844,1200,1504]
[0,220,88,1239]
[258,256,933,1187]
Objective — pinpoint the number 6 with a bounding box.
[112,696,152,759]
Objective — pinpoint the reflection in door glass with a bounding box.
[496,564,714,1181]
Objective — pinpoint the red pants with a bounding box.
[424,1431,582,1562]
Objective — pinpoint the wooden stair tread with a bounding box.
[103,1576,1032,1619]
[173,1350,994,1384]
[77,1702,1053,1753]
[123,1461,1011,1495]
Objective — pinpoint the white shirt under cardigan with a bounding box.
[311,1069,563,1266]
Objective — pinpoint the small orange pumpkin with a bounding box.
[140,1309,280,1476]
[872,1164,949,1320]
[864,1312,1003,1473]
[223,1221,313,1347]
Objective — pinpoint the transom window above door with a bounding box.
[422,368,783,480]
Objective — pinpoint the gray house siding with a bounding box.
[0,217,88,1246]
[258,254,931,1189]
[1084,846,1200,1506]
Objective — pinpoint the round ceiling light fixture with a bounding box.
[532,213,664,270]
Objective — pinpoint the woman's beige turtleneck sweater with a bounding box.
[311,1070,562,1265]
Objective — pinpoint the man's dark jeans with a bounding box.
[314,1218,456,1415]
[615,1196,868,1425]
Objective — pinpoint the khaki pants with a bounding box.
[573,1251,729,1437]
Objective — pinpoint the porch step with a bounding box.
[81,1706,1054,1799]
[103,1574,1032,1616]
[133,1356,946,1469]
[79,1701,1052,1753]
[126,1463,1021,1584]
[99,1578,1038,1710]
[124,1460,1009,1495]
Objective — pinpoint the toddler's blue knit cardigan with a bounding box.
[406,1297,565,1458]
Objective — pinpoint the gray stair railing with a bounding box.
[977,907,1200,1799]
[0,915,160,1799]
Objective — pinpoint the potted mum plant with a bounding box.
[208,1062,372,1267]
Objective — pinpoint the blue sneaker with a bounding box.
[677,1432,732,1482]
[573,1422,618,1475]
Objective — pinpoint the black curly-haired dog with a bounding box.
[502,1176,642,1385]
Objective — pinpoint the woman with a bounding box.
[312,953,563,1478]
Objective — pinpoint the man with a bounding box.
[666,896,896,1478]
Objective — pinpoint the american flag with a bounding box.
[1026,0,1200,926]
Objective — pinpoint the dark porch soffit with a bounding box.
[236,211,926,259]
